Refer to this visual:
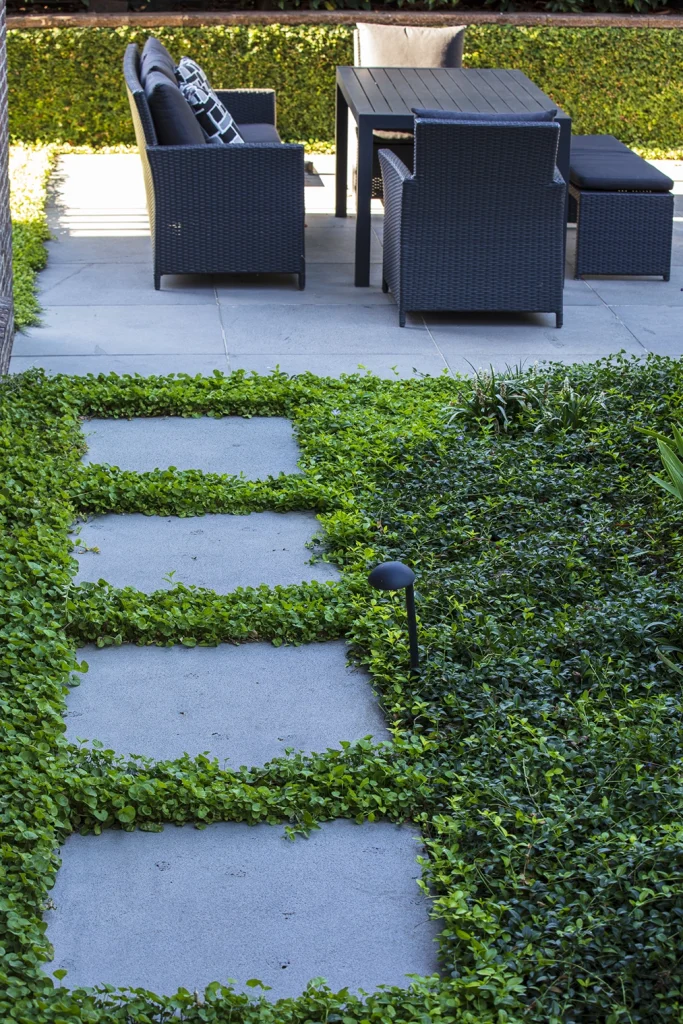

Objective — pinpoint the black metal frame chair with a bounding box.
[379,118,566,327]
[124,44,305,290]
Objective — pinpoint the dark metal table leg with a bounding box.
[354,119,373,287]
[335,84,349,219]
[557,116,572,271]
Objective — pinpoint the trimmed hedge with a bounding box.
[2,359,683,1020]
[7,24,683,156]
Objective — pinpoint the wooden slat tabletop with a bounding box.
[336,67,567,121]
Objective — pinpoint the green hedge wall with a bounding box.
[7,24,683,155]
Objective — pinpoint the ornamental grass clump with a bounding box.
[444,363,606,435]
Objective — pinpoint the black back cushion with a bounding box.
[144,71,206,146]
[140,36,176,86]
[412,107,557,122]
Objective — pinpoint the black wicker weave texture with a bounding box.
[380,119,566,327]
[571,184,673,280]
[124,44,305,291]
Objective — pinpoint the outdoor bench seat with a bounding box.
[569,135,673,280]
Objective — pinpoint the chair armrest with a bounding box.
[379,148,412,186]
[215,89,276,126]
[379,148,412,228]
[147,142,304,211]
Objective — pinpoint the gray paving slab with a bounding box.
[9,354,230,376]
[44,233,153,265]
[12,305,226,356]
[669,218,682,265]
[47,153,148,210]
[586,266,683,305]
[36,263,217,306]
[66,641,390,764]
[216,263,392,306]
[44,820,440,998]
[425,304,645,373]
[229,353,449,379]
[221,304,434,354]
[81,416,301,477]
[558,277,604,305]
[610,305,683,356]
[71,512,340,592]
[304,215,382,265]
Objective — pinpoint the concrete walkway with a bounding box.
[9,153,683,378]
[47,411,440,1000]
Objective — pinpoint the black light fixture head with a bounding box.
[368,560,415,592]
[368,561,419,671]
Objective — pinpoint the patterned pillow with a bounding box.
[175,56,211,92]
[175,57,243,145]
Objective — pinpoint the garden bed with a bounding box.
[1,358,682,1021]
[9,144,54,330]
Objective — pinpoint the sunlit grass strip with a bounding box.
[10,143,55,329]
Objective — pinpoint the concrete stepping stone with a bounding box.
[66,641,389,764]
[81,416,301,479]
[71,512,339,591]
[44,820,440,998]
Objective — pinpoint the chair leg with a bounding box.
[664,272,670,282]
[382,277,389,293]
[154,270,161,291]
[298,259,305,291]
[555,311,563,328]
[399,309,406,328]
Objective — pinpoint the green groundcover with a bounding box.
[1,358,682,1022]
[7,24,683,157]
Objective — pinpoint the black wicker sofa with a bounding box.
[569,135,673,280]
[124,39,305,290]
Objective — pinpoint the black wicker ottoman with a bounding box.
[569,135,674,280]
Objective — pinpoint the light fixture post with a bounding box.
[368,561,419,672]
[404,582,419,672]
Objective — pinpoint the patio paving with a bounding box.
[10,152,683,378]
[44,820,440,998]
[66,641,389,764]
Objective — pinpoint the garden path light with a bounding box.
[368,561,419,671]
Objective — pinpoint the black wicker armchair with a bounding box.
[124,43,305,290]
[379,118,566,327]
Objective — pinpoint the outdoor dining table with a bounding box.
[335,66,571,287]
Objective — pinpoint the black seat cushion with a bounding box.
[237,122,282,144]
[570,135,673,192]
[144,71,206,146]
[412,106,557,122]
[140,36,176,86]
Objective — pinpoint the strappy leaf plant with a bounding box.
[638,422,683,502]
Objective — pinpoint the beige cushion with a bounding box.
[355,24,466,69]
